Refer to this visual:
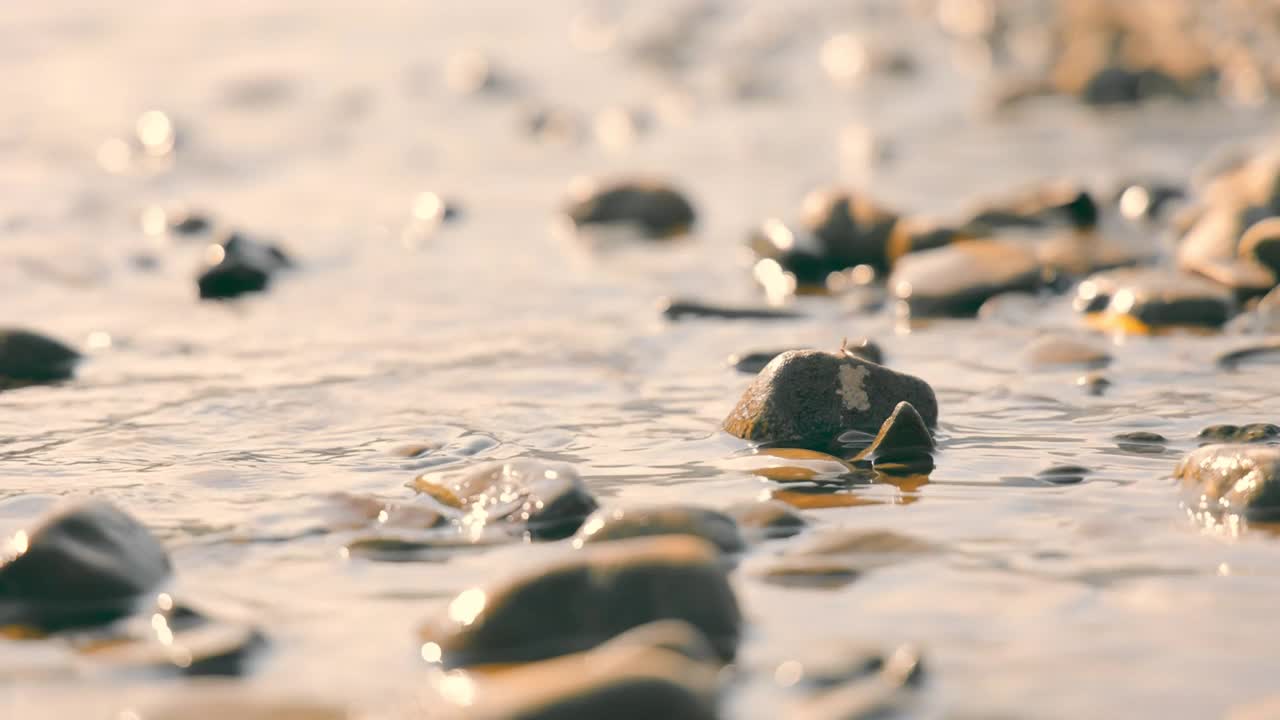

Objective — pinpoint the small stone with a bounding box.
[748,219,843,292]
[724,500,807,540]
[1217,341,1280,369]
[729,349,798,375]
[1076,372,1111,396]
[1197,424,1280,444]
[1239,216,1280,277]
[564,179,695,239]
[1036,464,1091,485]
[0,329,81,383]
[1114,431,1167,444]
[799,188,900,272]
[661,298,801,322]
[722,348,937,449]
[197,232,292,301]
[0,500,171,630]
[961,187,1099,235]
[418,535,742,667]
[1074,268,1235,332]
[842,337,883,365]
[75,601,265,677]
[1081,67,1181,105]
[890,239,1043,318]
[574,505,746,554]
[1023,335,1111,369]
[789,645,925,720]
[141,206,213,238]
[1176,444,1280,520]
[852,401,935,474]
[412,460,598,540]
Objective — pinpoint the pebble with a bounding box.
[1176,444,1280,520]
[418,535,741,667]
[0,329,81,384]
[1074,267,1235,332]
[890,239,1043,318]
[75,601,265,676]
[1217,340,1280,369]
[661,298,801,322]
[412,460,598,540]
[1114,431,1167,444]
[1036,464,1091,485]
[960,186,1099,235]
[141,206,213,238]
[1197,424,1280,444]
[1023,335,1111,369]
[197,232,292,301]
[724,500,808,540]
[748,219,844,293]
[0,500,171,630]
[564,179,695,239]
[574,505,746,554]
[851,401,936,474]
[799,188,901,273]
[1076,372,1111,396]
[789,645,925,720]
[722,348,937,448]
[1239,216,1280,277]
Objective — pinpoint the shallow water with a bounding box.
[2,1,1280,718]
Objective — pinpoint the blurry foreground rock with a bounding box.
[564,178,696,239]
[0,329,81,386]
[1177,444,1280,522]
[419,535,741,667]
[1074,267,1235,332]
[890,238,1043,317]
[725,499,808,540]
[787,644,926,720]
[574,505,745,554]
[197,231,293,300]
[411,460,598,540]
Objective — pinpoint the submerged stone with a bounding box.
[197,232,292,301]
[1114,431,1167,444]
[0,329,81,383]
[1074,267,1234,331]
[890,239,1043,318]
[1022,335,1111,369]
[0,500,171,630]
[1176,444,1280,520]
[419,535,741,667]
[723,349,937,449]
[1036,464,1091,485]
[412,460,598,540]
[574,505,746,554]
[1197,424,1280,445]
[661,298,801,322]
[564,179,695,239]
[725,500,808,540]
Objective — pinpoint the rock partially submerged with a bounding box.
[419,536,741,668]
[723,348,937,449]
[1198,424,1280,445]
[574,505,745,554]
[0,329,81,384]
[661,298,801,322]
[412,460,598,540]
[849,401,936,474]
[75,601,265,677]
[197,231,293,300]
[1022,335,1112,369]
[725,500,808,540]
[1074,267,1234,332]
[1177,445,1280,520]
[564,179,696,239]
[0,500,171,630]
[890,239,1043,318]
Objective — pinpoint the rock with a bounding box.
[418,535,741,667]
[722,348,937,449]
[661,298,801,321]
[1176,444,1280,520]
[1076,372,1111,396]
[724,500,807,540]
[437,621,720,720]
[1114,431,1167,454]
[1074,268,1234,331]
[1197,424,1280,444]
[798,188,900,272]
[1036,464,1091,485]
[197,232,292,301]
[748,219,847,293]
[843,338,883,365]
[850,401,935,474]
[1239,216,1280,277]
[960,187,1099,235]
[574,506,746,554]
[890,239,1043,318]
[1114,431,1167,444]
[729,349,798,375]
[412,460,598,540]
[788,644,924,720]
[1217,340,1280,369]
[0,329,81,383]
[75,601,265,677]
[1081,66,1182,105]
[564,179,695,239]
[141,206,213,238]
[1023,335,1111,369]
[0,500,171,630]
[1035,230,1150,278]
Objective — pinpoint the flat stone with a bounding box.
[1197,424,1280,444]
[1022,335,1112,369]
[419,536,741,667]
[1176,444,1280,520]
[564,179,695,239]
[575,505,745,554]
[723,348,936,449]
[0,500,171,630]
[1114,431,1167,444]
[661,298,801,321]
[1036,464,1091,485]
[1074,267,1234,331]
[724,500,808,540]
[890,239,1043,318]
[412,460,598,540]
[0,329,80,383]
[1239,216,1280,277]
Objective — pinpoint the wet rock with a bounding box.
[1076,372,1111,396]
[843,338,883,365]
[564,179,695,239]
[0,500,171,630]
[574,505,746,554]
[1023,335,1111,369]
[890,239,1043,318]
[197,232,292,301]
[1239,216,1280,277]
[412,460,598,540]
[851,401,935,474]
[419,535,742,667]
[1114,431,1167,444]
[960,186,1099,235]
[722,348,937,449]
[75,601,265,677]
[748,219,843,293]
[1197,424,1280,445]
[1036,464,1091,485]
[141,206,213,238]
[1176,444,1280,520]
[729,349,797,375]
[1218,340,1280,369]
[799,188,901,273]
[438,621,720,720]
[724,500,807,540]
[0,329,81,383]
[1074,268,1234,331]
[1081,67,1182,105]
[789,644,924,720]
[661,298,801,322]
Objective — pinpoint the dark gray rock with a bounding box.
[724,500,807,540]
[565,180,695,239]
[1022,335,1111,369]
[1197,424,1279,444]
[575,505,746,554]
[889,239,1043,318]
[1114,431,1167,444]
[661,298,801,322]
[79,601,265,676]
[960,186,1098,235]
[1073,267,1234,330]
[1076,372,1112,396]
[1177,444,1280,520]
[0,329,80,383]
[1036,464,1091,485]
[412,460,598,540]
[798,188,900,273]
[418,535,742,667]
[853,401,935,474]
[0,500,171,630]
[1081,67,1182,105]
[723,349,937,449]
